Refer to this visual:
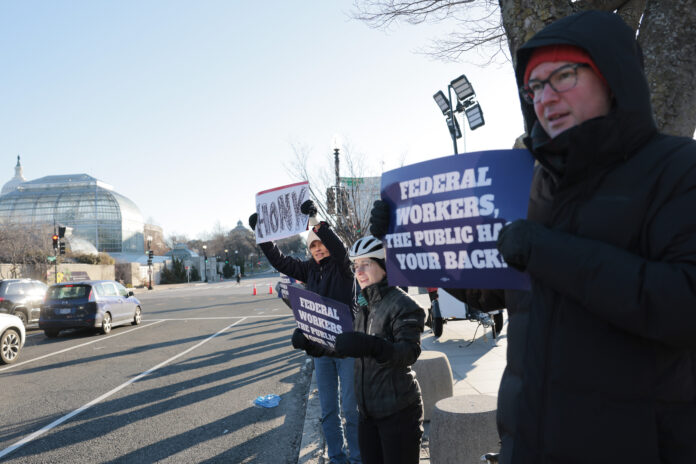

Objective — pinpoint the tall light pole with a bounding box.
[433,74,485,155]
[147,235,153,290]
[202,244,208,282]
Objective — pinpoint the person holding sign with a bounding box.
[292,236,425,464]
[249,200,361,464]
[372,10,696,464]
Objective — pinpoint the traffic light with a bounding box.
[59,242,66,255]
[52,234,59,249]
[148,250,154,259]
[58,226,66,239]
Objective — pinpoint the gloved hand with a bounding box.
[300,200,318,217]
[301,200,320,227]
[291,328,324,357]
[291,328,310,350]
[369,200,390,238]
[335,332,394,363]
[496,219,546,272]
[248,213,258,231]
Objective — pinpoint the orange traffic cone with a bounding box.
[269,284,273,294]
[252,284,257,296]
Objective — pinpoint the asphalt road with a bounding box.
[0,277,311,464]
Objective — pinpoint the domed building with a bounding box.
[0,170,145,254]
[1,156,27,196]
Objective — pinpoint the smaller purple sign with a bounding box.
[288,286,353,350]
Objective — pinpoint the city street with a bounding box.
[0,277,309,463]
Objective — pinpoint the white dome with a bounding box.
[1,155,26,196]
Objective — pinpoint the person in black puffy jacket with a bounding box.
[250,200,361,464]
[292,235,425,464]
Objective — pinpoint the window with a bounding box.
[47,285,90,300]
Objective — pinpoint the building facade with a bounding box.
[0,170,145,254]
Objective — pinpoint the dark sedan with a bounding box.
[39,280,142,337]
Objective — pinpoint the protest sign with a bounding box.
[277,274,298,300]
[288,286,353,350]
[381,149,534,289]
[255,181,310,243]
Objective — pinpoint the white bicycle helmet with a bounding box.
[349,235,385,261]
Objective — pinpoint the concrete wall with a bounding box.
[0,263,114,284]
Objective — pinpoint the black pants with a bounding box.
[358,401,424,464]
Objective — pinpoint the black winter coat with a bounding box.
[259,223,356,307]
[509,11,696,464]
[353,280,425,419]
[444,164,555,464]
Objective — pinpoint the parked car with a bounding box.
[39,280,142,338]
[0,279,48,327]
[0,313,26,364]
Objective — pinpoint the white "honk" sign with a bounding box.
[255,181,310,243]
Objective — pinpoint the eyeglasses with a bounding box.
[350,261,374,273]
[519,63,590,104]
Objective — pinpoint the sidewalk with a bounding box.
[297,317,507,463]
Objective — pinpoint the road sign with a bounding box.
[47,256,56,262]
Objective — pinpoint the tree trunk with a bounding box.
[639,0,696,137]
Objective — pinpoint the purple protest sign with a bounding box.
[380,149,534,289]
[288,286,353,350]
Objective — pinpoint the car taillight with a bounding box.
[88,289,95,302]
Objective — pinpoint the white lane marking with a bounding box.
[0,318,247,460]
[0,321,165,373]
[146,315,292,321]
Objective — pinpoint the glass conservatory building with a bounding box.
[0,174,145,253]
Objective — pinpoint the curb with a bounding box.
[297,359,326,464]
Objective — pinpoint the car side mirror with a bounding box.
[128,291,135,297]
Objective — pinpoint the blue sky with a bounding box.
[0,1,524,239]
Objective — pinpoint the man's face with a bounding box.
[309,240,330,263]
[530,60,612,139]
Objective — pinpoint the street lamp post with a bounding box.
[202,244,208,282]
[147,236,153,290]
[433,74,485,155]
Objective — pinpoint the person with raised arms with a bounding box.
[249,199,361,464]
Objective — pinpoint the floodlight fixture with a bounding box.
[450,74,475,102]
[464,103,485,130]
[433,91,450,115]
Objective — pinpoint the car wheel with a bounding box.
[132,306,142,325]
[101,313,112,334]
[1,328,21,364]
[13,310,28,327]
[44,329,60,338]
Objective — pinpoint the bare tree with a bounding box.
[353,0,696,137]
[286,141,382,246]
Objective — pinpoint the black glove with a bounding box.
[496,219,546,272]
[300,200,318,217]
[248,213,258,231]
[369,200,390,238]
[335,332,394,363]
[291,328,309,350]
[291,328,325,357]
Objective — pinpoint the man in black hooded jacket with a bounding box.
[494,10,696,464]
[371,9,696,464]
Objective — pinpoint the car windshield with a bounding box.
[47,285,90,300]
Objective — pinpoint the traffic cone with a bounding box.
[269,284,273,294]
[252,284,257,296]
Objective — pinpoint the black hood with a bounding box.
[515,10,657,157]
